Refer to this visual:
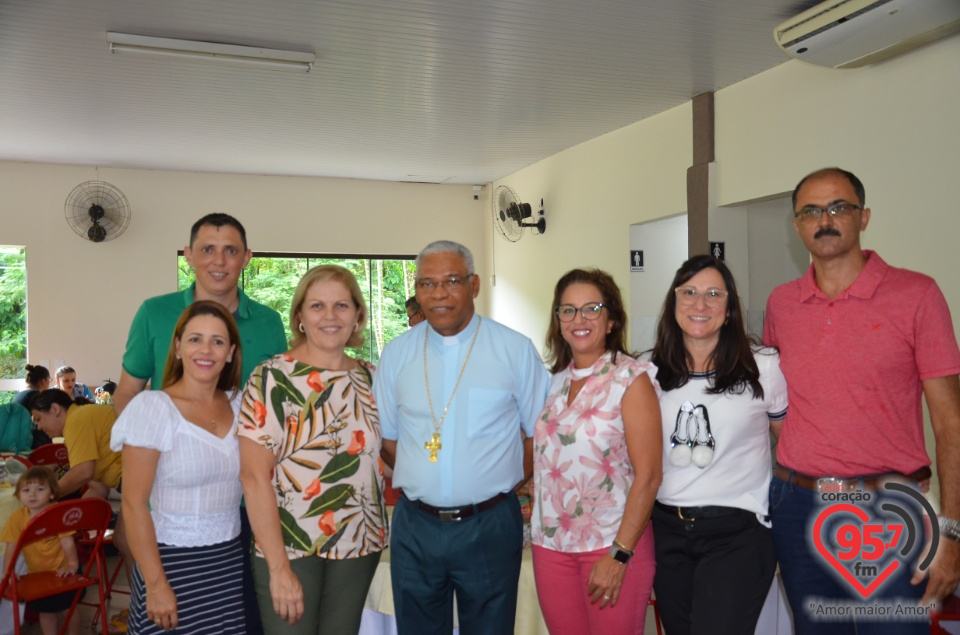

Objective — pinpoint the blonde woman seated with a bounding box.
[55,366,94,402]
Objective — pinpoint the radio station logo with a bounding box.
[811,481,940,600]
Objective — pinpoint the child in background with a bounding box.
[0,466,82,635]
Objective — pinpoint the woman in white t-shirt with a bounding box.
[111,300,246,634]
[649,255,787,635]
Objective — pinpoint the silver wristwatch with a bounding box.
[939,517,960,543]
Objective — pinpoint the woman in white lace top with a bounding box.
[111,300,247,634]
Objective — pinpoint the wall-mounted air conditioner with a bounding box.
[774,0,960,68]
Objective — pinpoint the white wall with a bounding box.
[629,214,688,354]
[494,34,960,348]
[743,198,809,336]
[744,198,808,310]
[0,162,484,388]
[493,34,960,502]
[707,206,749,301]
[715,36,960,307]
[489,103,692,349]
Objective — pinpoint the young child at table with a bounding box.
[0,467,82,635]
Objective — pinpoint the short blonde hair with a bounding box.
[289,265,367,350]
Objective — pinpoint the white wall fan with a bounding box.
[64,181,132,243]
[492,185,546,242]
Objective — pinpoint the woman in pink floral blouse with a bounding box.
[531,268,662,634]
[238,265,387,635]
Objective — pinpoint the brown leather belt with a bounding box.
[407,492,508,522]
[773,464,932,491]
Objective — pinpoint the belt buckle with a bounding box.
[676,507,695,522]
[439,509,462,522]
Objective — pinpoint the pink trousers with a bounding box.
[532,526,655,635]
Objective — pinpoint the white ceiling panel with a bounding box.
[0,0,821,183]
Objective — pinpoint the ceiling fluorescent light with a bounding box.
[107,32,315,72]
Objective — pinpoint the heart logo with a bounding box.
[812,504,900,599]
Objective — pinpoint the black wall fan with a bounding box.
[492,185,546,242]
[64,181,132,243]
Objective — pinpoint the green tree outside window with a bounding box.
[178,254,416,365]
[0,247,27,405]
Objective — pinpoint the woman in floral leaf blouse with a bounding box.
[531,268,662,635]
[239,265,387,635]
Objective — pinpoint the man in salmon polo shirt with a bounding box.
[763,167,960,635]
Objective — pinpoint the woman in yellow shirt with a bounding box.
[29,389,133,596]
[30,389,121,498]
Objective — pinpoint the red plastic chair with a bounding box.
[930,593,960,634]
[27,443,69,469]
[78,527,130,628]
[0,498,112,635]
[648,597,663,635]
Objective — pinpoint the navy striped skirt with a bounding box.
[129,536,246,634]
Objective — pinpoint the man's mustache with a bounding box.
[815,228,841,239]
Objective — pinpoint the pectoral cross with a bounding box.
[425,432,442,462]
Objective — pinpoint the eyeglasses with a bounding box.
[793,203,862,221]
[674,287,728,308]
[556,302,605,322]
[415,274,473,291]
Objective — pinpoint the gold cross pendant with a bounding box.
[425,432,442,462]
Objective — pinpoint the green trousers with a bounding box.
[252,551,382,634]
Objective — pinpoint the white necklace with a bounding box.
[570,365,594,380]
[423,317,482,462]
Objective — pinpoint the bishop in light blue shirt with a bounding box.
[374,240,549,635]
[375,313,549,506]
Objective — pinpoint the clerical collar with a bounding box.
[428,314,480,346]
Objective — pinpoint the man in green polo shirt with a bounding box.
[114,213,287,414]
[113,213,286,635]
